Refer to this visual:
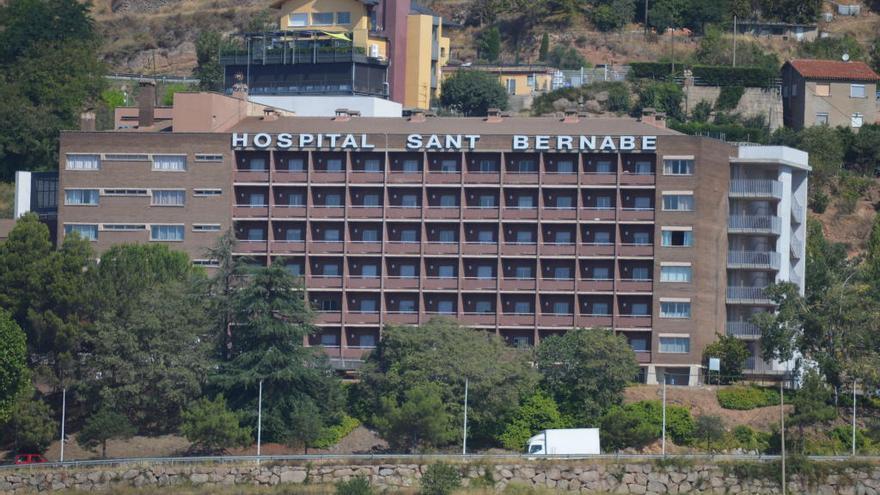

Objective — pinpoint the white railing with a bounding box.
[728,215,782,234]
[726,286,770,301]
[727,251,781,269]
[729,179,783,198]
[726,321,761,337]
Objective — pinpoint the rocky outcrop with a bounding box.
[2,459,879,494]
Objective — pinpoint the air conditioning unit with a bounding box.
[369,44,380,58]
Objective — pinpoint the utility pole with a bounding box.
[462,378,469,455]
[59,388,67,463]
[644,0,649,38]
[781,378,786,495]
[853,380,857,456]
[661,377,667,456]
[733,16,737,67]
[257,379,263,459]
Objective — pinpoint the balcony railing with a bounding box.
[729,179,783,199]
[727,251,781,270]
[728,215,781,234]
[726,321,761,338]
[726,286,771,303]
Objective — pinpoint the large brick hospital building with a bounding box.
[54,91,809,384]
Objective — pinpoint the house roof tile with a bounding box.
[787,59,880,82]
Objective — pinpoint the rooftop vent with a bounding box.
[485,108,502,123]
[562,107,579,123]
[409,108,426,122]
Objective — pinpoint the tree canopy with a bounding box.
[352,318,539,449]
[440,71,508,116]
[535,328,638,424]
[0,0,105,179]
[211,266,344,443]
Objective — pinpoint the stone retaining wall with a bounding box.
[2,459,879,494]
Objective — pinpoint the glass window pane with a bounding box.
[438,264,455,278]
[312,12,334,25]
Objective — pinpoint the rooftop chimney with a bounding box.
[137,80,156,128]
[485,108,502,123]
[562,107,579,123]
[639,107,667,129]
[80,110,96,131]
[262,107,279,122]
[408,108,426,123]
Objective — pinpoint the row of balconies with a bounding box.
[311,310,652,329]
[235,168,657,186]
[295,275,653,292]
[234,240,655,257]
[233,150,657,183]
[233,204,657,222]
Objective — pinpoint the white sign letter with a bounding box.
[276,133,293,149]
[252,133,272,148]
[406,134,423,149]
[619,135,636,150]
[642,136,657,150]
[512,135,529,150]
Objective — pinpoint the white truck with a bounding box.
[525,428,601,455]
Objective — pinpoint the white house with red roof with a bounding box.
[781,58,879,130]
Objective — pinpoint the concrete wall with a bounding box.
[683,86,784,131]
[3,459,879,494]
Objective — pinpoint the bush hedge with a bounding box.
[717,386,780,410]
[313,414,360,449]
[629,63,777,88]
[669,121,770,144]
[601,400,695,450]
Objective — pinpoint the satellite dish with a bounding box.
[842,53,850,62]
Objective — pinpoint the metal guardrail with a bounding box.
[7,453,880,471]
[105,73,200,84]
[727,250,781,270]
[727,286,771,303]
[726,321,762,337]
[729,179,783,199]
[728,215,782,234]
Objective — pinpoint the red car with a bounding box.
[14,454,48,465]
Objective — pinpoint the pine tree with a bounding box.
[539,33,549,62]
[212,266,344,442]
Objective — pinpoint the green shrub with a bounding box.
[313,414,360,449]
[629,63,777,87]
[692,66,777,87]
[716,86,744,111]
[717,386,780,410]
[731,425,771,452]
[669,121,769,144]
[336,476,373,495]
[810,190,829,214]
[629,62,678,79]
[421,463,461,495]
[690,100,712,123]
[601,400,695,450]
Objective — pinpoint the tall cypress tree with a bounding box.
[212,266,344,442]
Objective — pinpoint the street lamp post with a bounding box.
[257,379,263,459]
[462,378,469,455]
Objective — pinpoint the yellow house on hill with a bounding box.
[270,0,449,109]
